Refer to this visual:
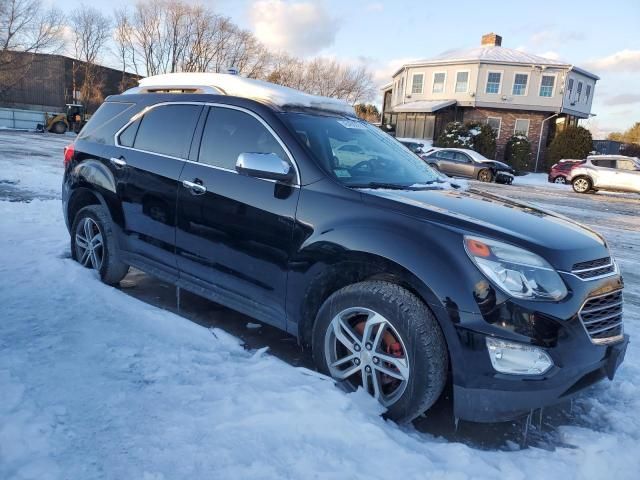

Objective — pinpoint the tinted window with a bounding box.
[118,118,140,147]
[453,152,470,162]
[78,102,135,144]
[592,159,616,168]
[134,104,202,158]
[438,150,455,160]
[199,107,287,170]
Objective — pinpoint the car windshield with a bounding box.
[281,113,441,188]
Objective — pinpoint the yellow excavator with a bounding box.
[44,104,86,134]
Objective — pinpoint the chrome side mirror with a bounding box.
[235,152,294,183]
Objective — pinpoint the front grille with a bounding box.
[579,290,624,344]
[572,257,615,279]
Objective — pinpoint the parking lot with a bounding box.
[1,130,639,475]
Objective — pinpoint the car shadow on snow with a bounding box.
[117,268,594,452]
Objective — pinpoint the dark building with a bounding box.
[0,51,141,114]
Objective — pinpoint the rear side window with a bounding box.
[592,159,616,168]
[198,107,287,170]
[118,118,140,147]
[133,104,202,158]
[78,102,135,144]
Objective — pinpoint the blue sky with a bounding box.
[52,0,640,136]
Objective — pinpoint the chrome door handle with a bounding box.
[110,157,127,168]
[182,180,207,195]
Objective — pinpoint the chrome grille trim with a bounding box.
[562,257,618,281]
[578,289,624,345]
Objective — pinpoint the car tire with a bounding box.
[312,280,448,424]
[572,176,592,194]
[477,169,493,182]
[52,121,67,134]
[71,205,129,285]
[553,176,566,184]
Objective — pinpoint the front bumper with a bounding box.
[453,334,628,422]
[495,171,514,184]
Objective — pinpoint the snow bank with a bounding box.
[1,131,639,479]
[513,173,569,188]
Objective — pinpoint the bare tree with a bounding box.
[69,4,111,109]
[0,0,65,96]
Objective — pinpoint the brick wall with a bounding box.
[463,107,552,168]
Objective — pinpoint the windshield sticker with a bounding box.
[334,169,351,178]
[337,119,366,129]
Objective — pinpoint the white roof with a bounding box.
[392,99,456,113]
[394,46,599,80]
[131,72,356,116]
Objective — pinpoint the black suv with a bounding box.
[62,74,628,424]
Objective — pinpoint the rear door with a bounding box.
[434,150,458,176]
[175,105,300,329]
[590,158,617,188]
[105,103,203,278]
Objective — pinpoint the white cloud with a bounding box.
[529,30,584,48]
[605,93,640,106]
[584,50,640,73]
[537,51,561,60]
[249,0,339,56]
[366,2,384,12]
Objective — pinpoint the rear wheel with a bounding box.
[572,176,592,193]
[553,176,566,184]
[71,205,129,285]
[312,281,448,423]
[477,169,493,182]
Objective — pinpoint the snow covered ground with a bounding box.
[1,131,639,479]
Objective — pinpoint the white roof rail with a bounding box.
[124,72,355,116]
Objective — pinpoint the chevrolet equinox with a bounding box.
[62,73,628,423]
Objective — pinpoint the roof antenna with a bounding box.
[227,67,239,75]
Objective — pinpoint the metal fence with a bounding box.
[0,107,46,130]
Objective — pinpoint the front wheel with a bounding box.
[477,168,494,182]
[572,176,592,194]
[312,281,448,423]
[71,205,129,285]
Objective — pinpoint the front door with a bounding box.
[616,159,640,192]
[104,103,204,277]
[176,106,300,329]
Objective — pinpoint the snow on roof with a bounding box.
[395,46,599,80]
[132,72,356,116]
[392,99,456,113]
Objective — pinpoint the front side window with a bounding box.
[486,72,501,94]
[455,71,469,93]
[539,75,555,97]
[411,74,424,94]
[512,74,528,95]
[199,107,288,170]
[617,159,638,171]
[514,119,530,136]
[433,72,446,93]
[576,81,583,101]
[133,104,202,158]
[487,117,501,137]
[281,113,440,188]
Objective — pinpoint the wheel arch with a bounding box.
[66,186,124,233]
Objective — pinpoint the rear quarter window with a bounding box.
[78,102,135,145]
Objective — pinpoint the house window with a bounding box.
[514,119,530,136]
[567,78,574,97]
[577,81,583,101]
[512,73,528,95]
[487,117,502,137]
[486,72,501,94]
[411,74,424,94]
[539,75,555,97]
[586,84,592,102]
[455,71,469,93]
[433,72,446,93]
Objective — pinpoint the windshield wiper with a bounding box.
[348,181,442,190]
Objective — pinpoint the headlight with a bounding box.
[464,236,567,300]
[486,337,553,375]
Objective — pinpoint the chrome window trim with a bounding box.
[577,288,624,345]
[113,101,301,186]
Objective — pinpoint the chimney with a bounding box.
[481,33,502,47]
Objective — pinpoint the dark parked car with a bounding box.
[548,159,583,184]
[397,138,430,156]
[423,147,515,184]
[62,73,628,424]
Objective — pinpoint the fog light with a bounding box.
[486,337,553,375]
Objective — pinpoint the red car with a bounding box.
[548,159,584,184]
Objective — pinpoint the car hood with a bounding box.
[362,186,607,271]
[476,159,513,171]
